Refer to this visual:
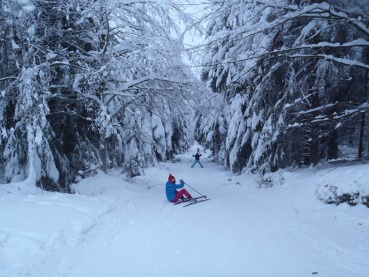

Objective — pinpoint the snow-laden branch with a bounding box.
[300,39,369,49]
[199,47,369,72]
[319,4,369,36]
[286,54,369,70]
[203,2,369,56]
[0,76,18,82]
[101,74,194,97]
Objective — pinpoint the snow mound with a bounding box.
[316,164,369,207]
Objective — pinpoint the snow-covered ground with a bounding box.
[1,144,368,277]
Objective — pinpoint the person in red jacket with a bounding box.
[165,174,192,203]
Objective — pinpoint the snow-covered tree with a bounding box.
[0,0,197,190]
[197,0,369,174]
[78,0,195,177]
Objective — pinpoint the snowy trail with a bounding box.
[1,145,369,277]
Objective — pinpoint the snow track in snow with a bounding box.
[1,144,369,276]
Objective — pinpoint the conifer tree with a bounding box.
[197,0,369,173]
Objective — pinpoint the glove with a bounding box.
[180,179,185,184]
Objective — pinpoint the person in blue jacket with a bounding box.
[166,174,192,203]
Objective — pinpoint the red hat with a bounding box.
[168,173,176,183]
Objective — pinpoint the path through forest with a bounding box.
[1,145,368,277]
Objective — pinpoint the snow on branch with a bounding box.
[0,77,18,82]
[286,53,369,70]
[300,39,369,49]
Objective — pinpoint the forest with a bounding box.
[1,0,369,192]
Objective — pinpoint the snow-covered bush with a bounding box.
[317,183,369,208]
[258,170,284,188]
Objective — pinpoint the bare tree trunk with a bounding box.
[310,128,320,164]
[100,139,108,174]
[328,129,338,160]
[364,70,369,159]
[309,91,320,165]
[358,112,365,160]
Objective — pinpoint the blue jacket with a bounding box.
[166,180,184,201]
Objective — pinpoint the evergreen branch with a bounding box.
[0,77,18,82]
[285,54,369,70]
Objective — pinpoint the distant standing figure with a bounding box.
[165,174,192,203]
[191,151,204,168]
